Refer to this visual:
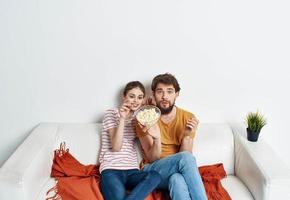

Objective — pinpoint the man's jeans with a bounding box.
[143,151,208,200]
[101,169,161,200]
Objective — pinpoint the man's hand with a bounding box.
[184,117,199,137]
[144,96,156,106]
[138,122,161,139]
[137,122,162,162]
[147,123,161,139]
[180,117,198,152]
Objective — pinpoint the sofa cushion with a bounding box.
[221,175,254,200]
[36,123,238,200]
[36,178,55,200]
[53,123,235,175]
[54,123,102,165]
[37,176,253,200]
[193,123,235,175]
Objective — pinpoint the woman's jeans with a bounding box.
[101,169,161,200]
[143,151,208,200]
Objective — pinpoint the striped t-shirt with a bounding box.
[99,108,139,173]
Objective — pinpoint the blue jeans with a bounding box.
[143,152,207,200]
[101,169,161,200]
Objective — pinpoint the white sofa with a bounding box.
[1,123,290,200]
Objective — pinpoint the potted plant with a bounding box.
[245,111,267,142]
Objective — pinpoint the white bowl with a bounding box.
[135,105,161,127]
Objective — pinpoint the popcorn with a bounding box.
[136,106,161,127]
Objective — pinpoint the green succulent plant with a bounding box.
[246,111,267,133]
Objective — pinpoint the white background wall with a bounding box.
[1,0,290,167]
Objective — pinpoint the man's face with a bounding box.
[153,83,179,114]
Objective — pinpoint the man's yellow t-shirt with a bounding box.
[136,107,196,166]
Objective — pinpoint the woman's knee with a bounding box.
[100,171,126,200]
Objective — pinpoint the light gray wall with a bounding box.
[1,0,290,167]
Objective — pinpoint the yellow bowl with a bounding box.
[135,105,161,127]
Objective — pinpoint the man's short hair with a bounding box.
[151,73,180,92]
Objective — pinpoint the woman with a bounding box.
[99,81,161,200]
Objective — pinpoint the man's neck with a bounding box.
[160,106,177,124]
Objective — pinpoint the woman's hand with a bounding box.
[119,101,132,119]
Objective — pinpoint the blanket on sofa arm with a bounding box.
[46,143,231,200]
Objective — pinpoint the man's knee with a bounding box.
[178,151,196,165]
[168,173,191,199]
[169,173,185,185]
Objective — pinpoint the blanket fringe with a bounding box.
[46,142,68,200]
[45,184,62,200]
[55,142,69,157]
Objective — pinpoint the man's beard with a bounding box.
[157,103,175,115]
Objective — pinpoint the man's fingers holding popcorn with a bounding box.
[187,118,199,129]
[145,96,156,106]
[184,118,199,136]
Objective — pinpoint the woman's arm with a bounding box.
[108,117,125,151]
[108,102,131,151]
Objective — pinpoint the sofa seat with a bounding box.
[34,175,253,200]
[221,175,254,200]
[1,123,290,200]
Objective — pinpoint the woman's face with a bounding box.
[123,87,145,111]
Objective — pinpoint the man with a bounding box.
[136,73,207,200]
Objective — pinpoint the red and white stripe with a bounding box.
[99,108,139,173]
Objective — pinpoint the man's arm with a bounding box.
[137,123,161,162]
[180,135,194,152]
[179,117,199,152]
[139,135,161,162]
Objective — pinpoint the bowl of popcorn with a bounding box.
[135,105,161,127]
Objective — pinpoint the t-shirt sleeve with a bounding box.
[102,109,119,131]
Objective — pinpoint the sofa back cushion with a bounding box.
[54,123,234,175]
[193,123,235,174]
[54,123,102,165]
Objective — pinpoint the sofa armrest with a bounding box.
[232,125,290,200]
[0,123,59,200]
